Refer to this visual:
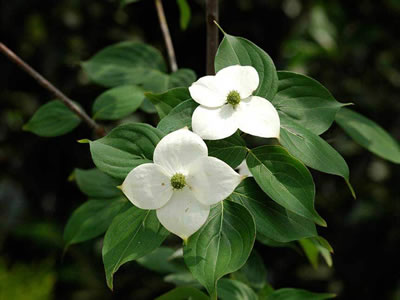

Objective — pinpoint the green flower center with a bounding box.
[170,173,186,190]
[226,90,241,107]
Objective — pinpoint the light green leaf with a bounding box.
[89,123,164,180]
[23,101,81,137]
[92,85,144,120]
[336,108,400,164]
[232,249,267,290]
[146,87,191,119]
[164,271,201,288]
[103,206,169,290]
[206,133,247,169]
[176,0,191,30]
[183,201,256,295]
[74,168,122,198]
[272,71,345,135]
[246,146,326,226]
[217,279,258,300]
[82,41,166,87]
[266,288,336,300]
[229,178,317,243]
[63,198,129,246]
[215,34,278,100]
[299,236,333,269]
[155,287,209,300]
[279,116,355,198]
[137,247,183,274]
[157,99,198,134]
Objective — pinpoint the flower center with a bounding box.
[170,173,186,190]
[226,90,241,107]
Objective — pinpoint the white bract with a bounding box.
[121,128,242,240]
[237,160,252,177]
[189,65,280,140]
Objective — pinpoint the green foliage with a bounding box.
[136,247,184,274]
[92,85,144,120]
[146,87,191,119]
[229,178,317,243]
[89,123,164,180]
[266,288,336,300]
[246,146,326,227]
[232,250,267,290]
[74,168,122,198]
[23,100,81,137]
[176,0,191,30]
[273,71,345,135]
[183,201,255,295]
[102,206,169,290]
[215,33,278,100]
[299,236,333,268]
[217,279,258,300]
[155,287,209,300]
[157,99,198,134]
[336,108,400,163]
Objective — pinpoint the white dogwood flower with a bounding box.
[121,128,242,240]
[189,65,280,140]
[237,160,252,177]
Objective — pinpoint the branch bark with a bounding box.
[155,0,178,72]
[0,42,105,137]
[206,0,219,75]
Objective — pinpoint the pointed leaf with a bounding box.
[176,0,191,30]
[232,249,267,290]
[103,206,169,290]
[146,87,191,119]
[217,279,258,300]
[74,168,122,198]
[183,201,256,295]
[247,146,325,226]
[157,99,198,134]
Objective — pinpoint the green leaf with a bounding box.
[217,279,258,300]
[272,71,345,135]
[63,198,129,246]
[266,288,336,300]
[155,287,209,300]
[146,87,191,119]
[256,233,298,250]
[137,247,183,274]
[176,0,191,30]
[169,69,196,88]
[279,116,355,198]
[74,168,122,198]
[336,108,400,164]
[23,101,81,137]
[120,0,141,7]
[232,250,267,290]
[157,99,198,134]
[299,236,333,269]
[206,133,247,169]
[228,178,317,243]
[82,41,166,87]
[92,85,144,120]
[103,206,169,290]
[215,34,278,100]
[183,201,256,295]
[246,146,326,226]
[164,271,201,288]
[89,123,164,180]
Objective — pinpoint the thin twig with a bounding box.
[206,0,219,75]
[0,42,105,137]
[155,0,178,72]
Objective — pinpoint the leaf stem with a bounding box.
[155,0,178,72]
[0,42,106,137]
[206,0,219,75]
[210,290,218,300]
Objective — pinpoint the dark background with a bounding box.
[0,0,399,299]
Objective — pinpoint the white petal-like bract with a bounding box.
[154,128,208,175]
[187,156,242,206]
[192,104,239,140]
[216,65,259,99]
[188,75,227,108]
[237,96,280,139]
[121,163,173,209]
[156,187,210,240]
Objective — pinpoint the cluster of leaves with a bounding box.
[23,24,400,299]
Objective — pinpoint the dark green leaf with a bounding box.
[157,99,198,134]
[63,198,129,246]
[23,101,81,137]
[169,69,196,88]
[74,168,121,198]
[336,108,400,164]
[164,271,201,288]
[266,288,336,300]
[146,87,191,119]
[229,178,317,243]
[232,249,267,290]
[206,133,247,169]
[183,201,256,295]
[256,233,298,249]
[103,206,169,290]
[137,247,183,274]
[217,279,258,300]
[155,287,209,300]
[82,41,166,87]
[89,123,164,180]
[92,85,144,120]
[272,71,345,135]
[215,34,278,100]
[176,0,191,30]
[246,146,326,226]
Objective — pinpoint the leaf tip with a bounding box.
[77,139,91,144]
